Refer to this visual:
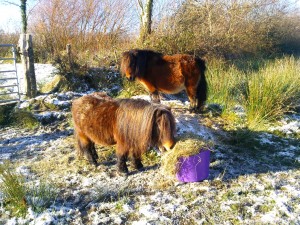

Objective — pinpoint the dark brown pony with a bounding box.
[72,92,176,174]
[120,49,207,111]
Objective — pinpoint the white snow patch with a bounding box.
[28,211,55,225]
[269,116,300,136]
[0,63,57,94]
[132,219,151,225]
[139,204,159,219]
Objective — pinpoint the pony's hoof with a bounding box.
[132,161,144,171]
[117,165,129,175]
[93,162,99,167]
[135,165,145,171]
[137,167,146,172]
[117,169,129,177]
[188,108,197,113]
[88,159,98,167]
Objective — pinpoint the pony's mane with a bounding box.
[115,98,174,154]
[151,107,176,147]
[121,49,163,78]
[116,99,155,153]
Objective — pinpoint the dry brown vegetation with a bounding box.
[1,0,299,64]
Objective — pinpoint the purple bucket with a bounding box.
[176,150,210,182]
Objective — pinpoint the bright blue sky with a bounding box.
[0,0,299,33]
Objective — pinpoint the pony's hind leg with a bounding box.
[90,143,99,160]
[75,131,98,165]
[74,131,84,159]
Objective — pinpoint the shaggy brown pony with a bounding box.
[72,92,176,174]
[120,49,207,112]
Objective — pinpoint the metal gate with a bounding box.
[0,44,21,105]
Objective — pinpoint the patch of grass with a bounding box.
[0,162,27,217]
[0,105,40,129]
[117,78,148,98]
[207,56,300,130]
[142,149,161,166]
[206,59,247,119]
[0,103,16,126]
[11,110,40,129]
[26,182,58,213]
[0,161,57,217]
[244,56,300,130]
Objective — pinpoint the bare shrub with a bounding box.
[29,0,134,64]
[146,0,300,58]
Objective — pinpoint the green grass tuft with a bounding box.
[0,161,58,217]
[0,162,28,217]
[244,56,300,130]
[207,56,300,130]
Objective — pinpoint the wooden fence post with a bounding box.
[18,34,37,98]
[66,44,74,75]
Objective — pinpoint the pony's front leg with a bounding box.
[116,145,129,174]
[150,90,161,104]
[189,98,198,112]
[139,79,161,103]
[186,87,198,112]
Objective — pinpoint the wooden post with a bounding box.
[66,44,74,75]
[18,34,37,98]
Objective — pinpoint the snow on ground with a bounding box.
[0,63,57,95]
[269,115,300,137]
[0,64,300,224]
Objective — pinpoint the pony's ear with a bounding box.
[134,50,147,77]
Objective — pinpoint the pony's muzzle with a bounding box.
[160,140,176,152]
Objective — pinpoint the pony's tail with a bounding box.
[195,57,208,111]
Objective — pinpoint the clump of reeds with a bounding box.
[160,133,214,178]
[245,56,300,130]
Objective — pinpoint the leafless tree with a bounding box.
[137,0,153,42]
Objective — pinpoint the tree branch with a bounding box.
[2,0,19,7]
